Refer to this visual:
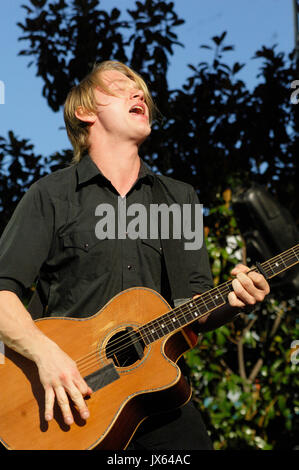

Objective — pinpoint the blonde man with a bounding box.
[0,61,269,450]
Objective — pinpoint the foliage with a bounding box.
[0,131,69,232]
[1,0,299,450]
[186,196,299,449]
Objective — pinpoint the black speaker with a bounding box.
[232,183,299,298]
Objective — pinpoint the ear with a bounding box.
[75,106,96,124]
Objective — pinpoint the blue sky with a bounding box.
[0,0,294,157]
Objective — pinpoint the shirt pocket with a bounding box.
[60,230,111,280]
[140,237,162,256]
[62,231,98,252]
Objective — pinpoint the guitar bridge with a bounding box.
[84,363,120,392]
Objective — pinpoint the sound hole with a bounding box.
[106,327,145,367]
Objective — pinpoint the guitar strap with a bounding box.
[151,176,192,303]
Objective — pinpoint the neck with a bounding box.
[138,244,299,346]
[89,136,141,197]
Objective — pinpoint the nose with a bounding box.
[130,87,144,101]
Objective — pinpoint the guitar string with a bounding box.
[76,305,217,375]
[76,248,299,374]
[76,247,299,373]
[76,247,299,374]
[77,253,299,374]
[77,245,296,361]
[75,269,240,370]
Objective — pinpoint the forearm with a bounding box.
[0,290,91,425]
[0,290,54,364]
[196,302,240,333]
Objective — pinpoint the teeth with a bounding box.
[130,105,144,114]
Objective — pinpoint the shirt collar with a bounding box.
[76,154,155,187]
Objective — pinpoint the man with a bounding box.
[0,61,270,449]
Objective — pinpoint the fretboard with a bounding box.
[139,244,299,346]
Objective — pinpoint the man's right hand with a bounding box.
[36,342,93,425]
[0,291,92,427]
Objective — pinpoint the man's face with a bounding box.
[92,70,152,145]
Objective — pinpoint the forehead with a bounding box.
[100,70,135,86]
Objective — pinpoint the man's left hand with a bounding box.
[228,264,270,309]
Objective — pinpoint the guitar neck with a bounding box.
[139,244,299,346]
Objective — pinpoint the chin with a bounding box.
[136,125,151,145]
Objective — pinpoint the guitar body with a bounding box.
[0,287,198,450]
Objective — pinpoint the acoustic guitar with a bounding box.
[0,244,298,450]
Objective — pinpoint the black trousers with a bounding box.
[127,400,213,450]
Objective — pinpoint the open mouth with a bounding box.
[129,104,146,116]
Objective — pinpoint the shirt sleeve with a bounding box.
[0,181,54,298]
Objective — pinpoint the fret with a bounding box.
[144,322,161,343]
[159,318,170,334]
[293,247,299,262]
[181,305,191,324]
[183,302,196,323]
[149,324,160,342]
[172,307,185,328]
[266,261,276,276]
[140,244,299,346]
[207,290,225,309]
[207,291,219,309]
[263,246,299,279]
[199,295,210,313]
[269,260,281,275]
[273,258,285,272]
[152,317,169,339]
[188,301,201,321]
[166,311,180,330]
[262,260,275,278]
[212,287,227,306]
[264,256,285,276]
[141,324,156,345]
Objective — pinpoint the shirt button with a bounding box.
[127,265,132,270]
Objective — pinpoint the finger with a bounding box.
[231,263,251,276]
[247,271,270,295]
[55,386,74,425]
[74,376,93,397]
[44,386,55,422]
[231,266,270,297]
[237,272,268,302]
[232,277,257,305]
[228,291,246,308]
[67,381,90,421]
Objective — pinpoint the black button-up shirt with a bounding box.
[0,155,213,318]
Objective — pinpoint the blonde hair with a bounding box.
[64,60,156,163]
